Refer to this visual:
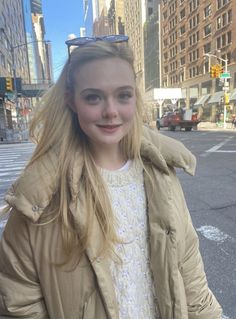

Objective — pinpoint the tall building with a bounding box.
[124,0,146,94]
[22,0,37,84]
[31,0,52,84]
[143,1,161,121]
[0,0,53,141]
[93,0,110,35]
[107,0,125,35]
[0,0,30,140]
[161,0,236,120]
[83,0,96,36]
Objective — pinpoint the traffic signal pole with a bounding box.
[223,59,228,129]
[204,53,229,129]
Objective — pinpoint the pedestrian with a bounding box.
[232,114,236,129]
[0,36,222,319]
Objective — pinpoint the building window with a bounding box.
[180,41,185,50]
[204,24,211,37]
[217,37,221,49]
[180,56,185,65]
[217,0,230,9]
[204,42,211,53]
[217,17,221,29]
[227,31,231,44]
[180,8,185,20]
[7,61,11,73]
[189,0,199,13]
[180,25,186,35]
[204,5,211,18]
[222,12,227,26]
[163,11,167,19]
[222,33,226,47]
[204,61,209,74]
[148,7,153,16]
[189,14,199,29]
[0,52,6,68]
[228,9,232,23]
[180,72,184,82]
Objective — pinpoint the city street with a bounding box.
[0,130,236,318]
[0,142,35,208]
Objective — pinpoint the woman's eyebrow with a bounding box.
[80,88,102,95]
[80,86,134,95]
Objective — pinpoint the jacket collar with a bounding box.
[5,127,196,223]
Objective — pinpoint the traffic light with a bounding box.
[215,64,224,78]
[210,65,216,78]
[224,93,229,105]
[219,64,224,75]
[5,77,13,91]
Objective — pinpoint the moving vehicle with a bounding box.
[156,109,200,131]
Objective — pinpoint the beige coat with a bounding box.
[0,128,222,319]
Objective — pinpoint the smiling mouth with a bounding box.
[97,124,122,128]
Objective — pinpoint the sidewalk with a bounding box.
[197,121,236,131]
[0,129,29,144]
[148,121,236,132]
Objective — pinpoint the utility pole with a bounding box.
[204,53,230,129]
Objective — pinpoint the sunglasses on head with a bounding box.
[65,34,129,58]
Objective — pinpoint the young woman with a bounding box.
[0,38,222,319]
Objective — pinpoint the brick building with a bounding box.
[161,0,236,121]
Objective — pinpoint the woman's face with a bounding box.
[72,57,136,155]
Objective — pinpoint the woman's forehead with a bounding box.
[73,58,135,88]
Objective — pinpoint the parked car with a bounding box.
[156,109,200,131]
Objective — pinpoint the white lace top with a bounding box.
[100,160,159,319]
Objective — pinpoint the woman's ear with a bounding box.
[65,91,76,113]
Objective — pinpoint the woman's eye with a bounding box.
[118,92,132,101]
[85,94,100,104]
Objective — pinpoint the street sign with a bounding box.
[220,72,231,79]
[5,92,15,100]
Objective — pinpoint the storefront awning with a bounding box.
[207,91,224,104]
[230,90,236,101]
[194,94,211,106]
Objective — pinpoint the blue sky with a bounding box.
[41,0,84,80]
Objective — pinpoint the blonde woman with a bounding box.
[0,37,222,319]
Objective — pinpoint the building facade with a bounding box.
[123,0,146,94]
[83,0,95,36]
[161,0,236,121]
[0,0,30,140]
[0,0,53,141]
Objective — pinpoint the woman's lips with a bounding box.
[97,124,122,133]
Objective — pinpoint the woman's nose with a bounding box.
[102,99,118,118]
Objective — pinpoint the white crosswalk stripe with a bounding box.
[0,143,35,235]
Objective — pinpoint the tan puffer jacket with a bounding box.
[0,127,222,318]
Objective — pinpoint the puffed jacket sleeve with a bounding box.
[0,210,49,318]
[177,180,222,318]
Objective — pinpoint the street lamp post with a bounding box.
[204,53,229,129]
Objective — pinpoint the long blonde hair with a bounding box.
[28,41,144,262]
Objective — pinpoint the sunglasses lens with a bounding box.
[103,35,129,43]
[65,37,95,46]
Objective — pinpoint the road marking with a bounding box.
[0,167,24,172]
[222,314,230,319]
[196,225,235,243]
[201,136,234,156]
[213,150,236,153]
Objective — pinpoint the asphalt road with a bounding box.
[160,128,236,319]
[0,130,236,318]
